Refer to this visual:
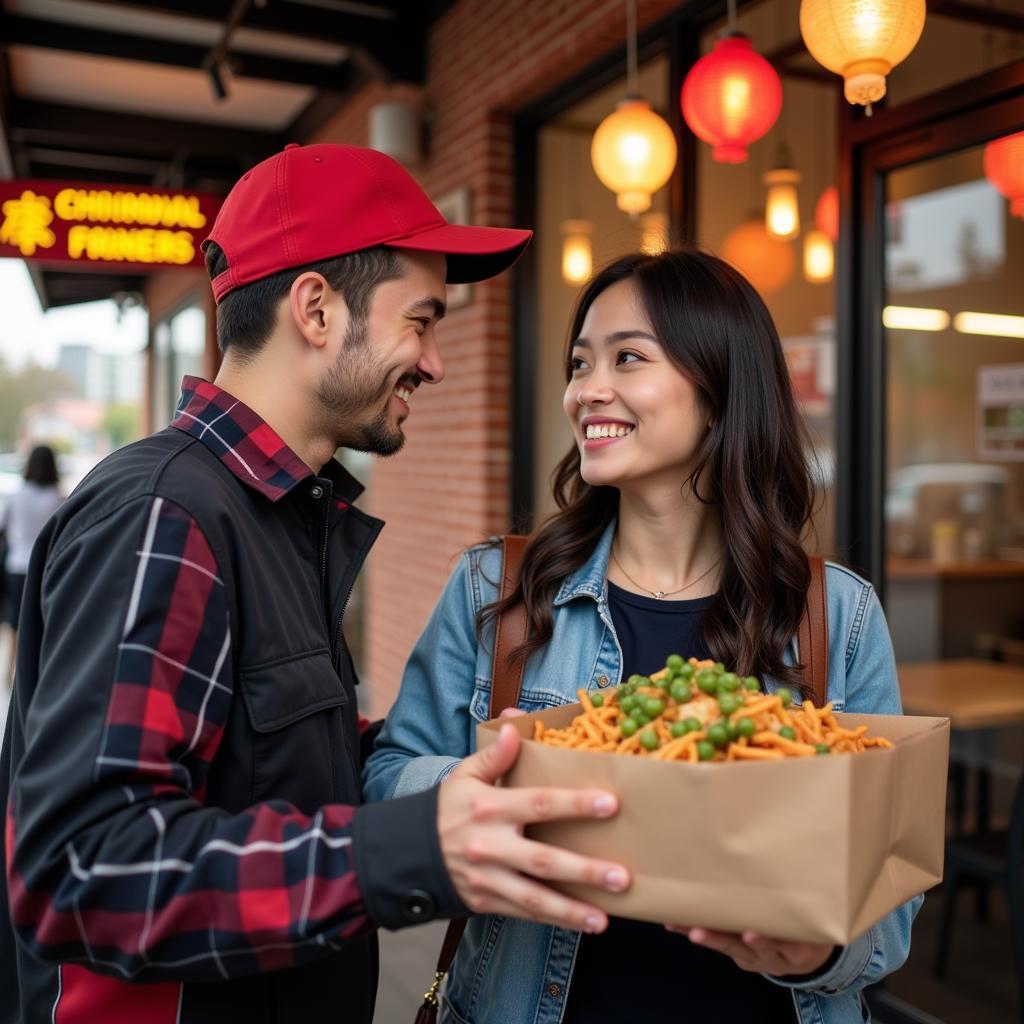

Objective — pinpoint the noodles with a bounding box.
[532,656,893,762]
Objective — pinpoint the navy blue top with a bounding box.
[561,581,797,1023]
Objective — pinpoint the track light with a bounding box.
[207,61,229,102]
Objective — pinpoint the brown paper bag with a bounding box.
[477,707,949,944]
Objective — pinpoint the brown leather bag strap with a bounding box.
[415,534,530,1024]
[414,918,466,1024]
[489,534,530,718]
[797,555,829,708]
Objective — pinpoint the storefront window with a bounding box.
[697,0,838,556]
[151,301,205,426]
[883,140,1024,664]
[533,55,669,519]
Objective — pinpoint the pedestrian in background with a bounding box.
[0,444,62,688]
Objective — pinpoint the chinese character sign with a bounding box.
[0,179,222,270]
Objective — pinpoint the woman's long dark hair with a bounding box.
[24,445,59,487]
[480,248,816,688]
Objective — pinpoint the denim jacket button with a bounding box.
[547,983,561,997]
[597,675,609,687]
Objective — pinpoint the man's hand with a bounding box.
[666,925,835,976]
[438,723,631,934]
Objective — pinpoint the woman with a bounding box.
[365,249,917,1024]
[2,445,63,687]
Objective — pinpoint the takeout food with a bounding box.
[532,655,893,762]
[479,671,949,943]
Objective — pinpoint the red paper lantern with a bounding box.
[681,34,783,164]
[815,185,839,242]
[984,131,1024,219]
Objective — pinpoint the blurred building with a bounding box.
[57,343,143,406]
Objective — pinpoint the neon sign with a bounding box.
[0,180,221,270]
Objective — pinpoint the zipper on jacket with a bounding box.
[317,483,331,630]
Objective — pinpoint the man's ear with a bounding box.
[288,272,345,350]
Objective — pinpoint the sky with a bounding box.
[0,260,148,370]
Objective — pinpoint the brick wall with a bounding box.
[314,0,681,717]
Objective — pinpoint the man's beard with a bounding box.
[315,315,406,457]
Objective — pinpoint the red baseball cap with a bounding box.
[204,143,532,303]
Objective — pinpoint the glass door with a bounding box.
[882,139,1024,664]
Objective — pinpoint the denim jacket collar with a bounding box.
[553,519,616,606]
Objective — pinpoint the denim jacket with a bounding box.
[364,521,921,1024]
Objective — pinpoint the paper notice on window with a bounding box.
[978,364,1024,461]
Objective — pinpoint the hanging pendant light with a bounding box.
[815,184,839,241]
[681,0,782,165]
[803,230,834,282]
[561,220,594,284]
[591,0,677,215]
[984,130,1024,220]
[800,0,926,112]
[764,144,800,240]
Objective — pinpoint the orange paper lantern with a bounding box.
[984,131,1024,219]
[722,217,794,294]
[681,34,783,164]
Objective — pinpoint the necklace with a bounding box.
[610,545,721,600]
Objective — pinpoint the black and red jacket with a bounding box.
[1,377,463,1024]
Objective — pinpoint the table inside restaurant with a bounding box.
[898,658,1024,835]
[898,658,1024,729]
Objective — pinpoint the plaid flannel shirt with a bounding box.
[3,378,450,1023]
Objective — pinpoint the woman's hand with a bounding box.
[666,925,835,976]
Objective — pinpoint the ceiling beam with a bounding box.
[2,14,353,90]
[0,50,51,309]
[6,99,282,163]
[80,0,425,82]
[930,1,1024,34]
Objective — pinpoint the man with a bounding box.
[0,144,630,1024]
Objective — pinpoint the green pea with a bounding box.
[743,676,760,692]
[590,692,604,708]
[717,693,739,715]
[666,654,684,672]
[816,743,831,755]
[643,697,665,718]
[696,670,718,694]
[713,662,726,674]
[621,717,639,737]
[720,672,740,692]
[779,726,797,741]
[635,713,652,727]
[776,687,793,708]
[653,676,671,691]
[684,717,702,733]
[707,722,729,748]
[726,721,740,742]
[671,720,688,739]
[619,695,636,714]
[737,717,756,739]
[679,662,695,679]
[670,679,692,703]
[627,674,647,688]
[697,740,715,761]
[639,728,660,751]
